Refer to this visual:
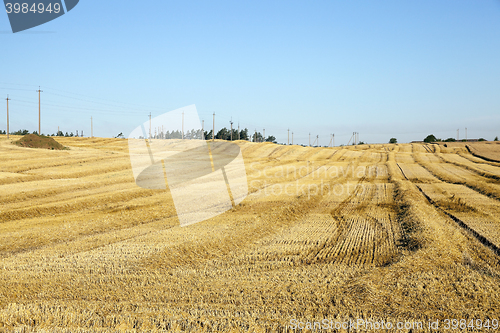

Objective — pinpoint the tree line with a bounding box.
[0,129,83,137]
[138,127,277,143]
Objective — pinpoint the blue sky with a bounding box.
[1,0,499,145]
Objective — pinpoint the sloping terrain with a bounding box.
[0,136,499,332]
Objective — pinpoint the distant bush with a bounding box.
[495,136,498,141]
[12,129,29,135]
[265,135,277,143]
[424,134,436,143]
[389,138,397,144]
[444,138,456,142]
[478,138,486,142]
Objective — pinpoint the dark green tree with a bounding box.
[389,138,397,144]
[204,130,213,140]
[265,135,277,143]
[239,128,249,141]
[252,132,263,142]
[424,134,437,143]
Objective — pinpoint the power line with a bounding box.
[6,95,10,139]
[230,118,233,141]
[37,86,43,134]
[212,112,215,141]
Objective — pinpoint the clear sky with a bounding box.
[1,0,499,145]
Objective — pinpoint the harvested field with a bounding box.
[1,135,500,332]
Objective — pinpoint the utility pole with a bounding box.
[288,128,290,145]
[230,119,233,141]
[238,122,240,140]
[6,95,10,139]
[149,113,152,141]
[91,117,93,138]
[292,132,294,145]
[465,127,467,141]
[212,112,215,141]
[457,129,459,141]
[37,87,42,134]
[309,133,311,147]
[332,134,335,147]
[182,112,185,139]
[263,128,265,142]
[317,135,319,147]
[202,120,204,140]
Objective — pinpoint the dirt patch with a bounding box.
[14,134,67,150]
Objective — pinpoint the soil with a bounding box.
[14,134,67,150]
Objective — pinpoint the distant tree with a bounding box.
[65,132,69,137]
[204,130,213,140]
[12,129,29,135]
[229,128,239,140]
[358,141,366,145]
[215,127,230,140]
[0,130,5,135]
[424,134,437,143]
[444,138,456,142]
[265,135,277,143]
[32,131,38,135]
[57,130,64,136]
[252,132,263,142]
[389,138,397,144]
[478,138,486,141]
[494,136,498,141]
[239,128,249,141]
